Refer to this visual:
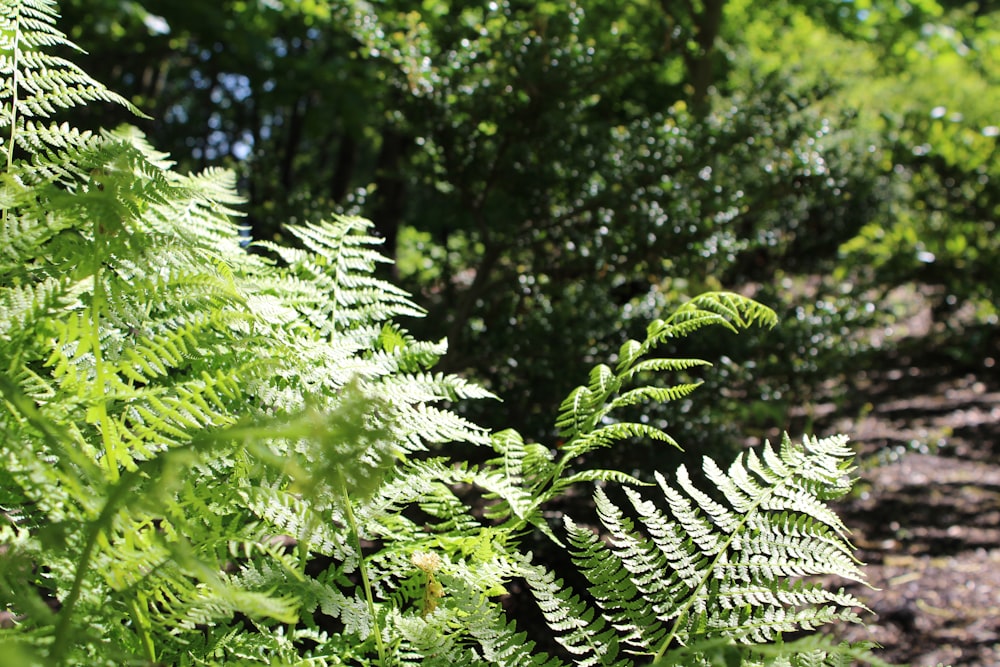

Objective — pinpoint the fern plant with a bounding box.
[0,2,932,666]
[0,2,494,663]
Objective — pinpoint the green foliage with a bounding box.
[819,1,1000,350]
[0,3,927,666]
[49,0,1000,460]
[45,0,883,452]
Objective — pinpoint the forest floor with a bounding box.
[803,353,1000,666]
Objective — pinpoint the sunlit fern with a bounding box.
[0,2,917,666]
[537,434,869,666]
[0,2,496,663]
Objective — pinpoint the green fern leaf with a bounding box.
[0,0,145,172]
[549,433,869,665]
[608,382,704,410]
[523,552,632,667]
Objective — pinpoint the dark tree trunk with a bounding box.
[689,0,725,116]
[329,134,358,203]
[370,129,409,265]
[659,0,727,117]
[280,96,308,191]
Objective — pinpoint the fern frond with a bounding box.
[0,274,84,344]
[555,293,776,462]
[522,557,631,667]
[256,217,427,332]
[0,0,145,171]
[546,433,868,666]
[566,512,670,657]
[669,291,779,332]
[562,422,680,458]
[396,402,492,448]
[555,364,623,440]
[378,371,499,403]
[621,356,712,380]
[551,468,649,494]
[608,382,704,410]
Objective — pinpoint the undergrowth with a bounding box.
[0,1,943,665]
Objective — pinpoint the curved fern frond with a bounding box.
[562,422,680,459]
[668,291,779,332]
[555,293,776,461]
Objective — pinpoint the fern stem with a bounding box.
[90,236,119,481]
[339,478,388,666]
[2,0,22,226]
[51,470,142,665]
[128,595,157,664]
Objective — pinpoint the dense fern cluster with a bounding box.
[0,1,906,665]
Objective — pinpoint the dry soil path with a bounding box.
[816,366,1000,666]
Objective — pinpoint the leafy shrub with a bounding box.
[0,2,918,665]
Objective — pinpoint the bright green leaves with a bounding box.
[256,217,426,335]
[0,7,505,659]
[257,380,400,505]
[0,2,899,665]
[555,292,776,458]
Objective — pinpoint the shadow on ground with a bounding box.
[812,359,1000,667]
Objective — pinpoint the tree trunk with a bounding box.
[329,133,358,203]
[689,0,725,116]
[370,129,408,265]
[659,0,727,117]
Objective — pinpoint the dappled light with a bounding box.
[3,0,998,664]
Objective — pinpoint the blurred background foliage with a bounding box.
[63,0,999,473]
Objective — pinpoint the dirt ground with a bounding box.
[806,360,1000,666]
